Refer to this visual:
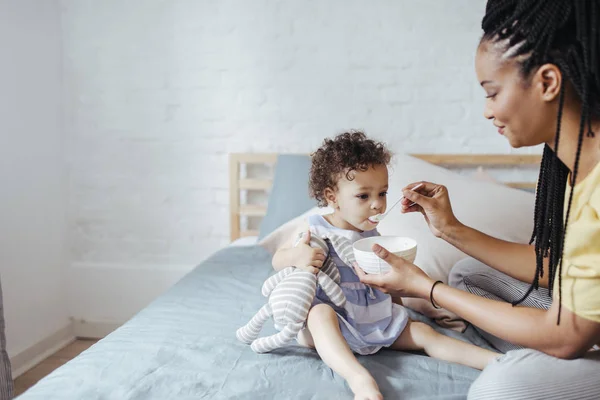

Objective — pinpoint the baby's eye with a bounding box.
[356,194,369,200]
[379,191,388,197]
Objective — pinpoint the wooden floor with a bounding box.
[13,339,98,397]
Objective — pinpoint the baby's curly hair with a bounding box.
[309,131,392,207]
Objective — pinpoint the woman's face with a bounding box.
[475,42,558,148]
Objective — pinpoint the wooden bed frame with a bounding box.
[229,153,542,241]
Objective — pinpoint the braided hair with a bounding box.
[481,0,600,323]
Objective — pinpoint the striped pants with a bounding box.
[449,258,600,400]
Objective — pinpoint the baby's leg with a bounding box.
[306,304,383,400]
[296,327,315,348]
[391,320,500,370]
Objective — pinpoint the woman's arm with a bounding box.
[400,182,549,287]
[356,248,600,359]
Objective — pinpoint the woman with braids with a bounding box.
[356,1,600,398]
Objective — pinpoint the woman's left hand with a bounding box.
[354,244,434,299]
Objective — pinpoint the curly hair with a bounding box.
[309,131,392,207]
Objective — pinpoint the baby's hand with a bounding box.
[295,231,326,274]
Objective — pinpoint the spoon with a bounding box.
[368,183,424,223]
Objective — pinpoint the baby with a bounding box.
[272,132,499,400]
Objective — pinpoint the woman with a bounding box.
[357,1,600,399]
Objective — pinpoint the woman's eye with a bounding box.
[486,93,497,99]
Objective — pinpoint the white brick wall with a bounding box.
[1,0,72,360]
[62,0,540,274]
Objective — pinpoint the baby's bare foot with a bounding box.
[348,374,383,400]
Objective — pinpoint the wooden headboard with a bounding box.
[229,153,542,242]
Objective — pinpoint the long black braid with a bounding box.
[481,0,600,323]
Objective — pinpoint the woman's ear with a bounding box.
[324,188,338,209]
[537,63,562,102]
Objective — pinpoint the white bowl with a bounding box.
[353,236,417,274]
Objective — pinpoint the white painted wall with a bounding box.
[0,0,70,358]
[60,0,541,324]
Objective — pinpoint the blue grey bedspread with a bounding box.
[17,246,494,400]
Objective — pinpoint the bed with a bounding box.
[16,152,540,400]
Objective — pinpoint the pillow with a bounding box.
[472,166,500,183]
[257,155,314,240]
[378,153,536,329]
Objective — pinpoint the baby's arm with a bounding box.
[272,247,302,271]
[271,220,309,271]
[271,221,325,273]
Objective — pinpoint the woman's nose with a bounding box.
[483,103,494,120]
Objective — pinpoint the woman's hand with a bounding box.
[400,181,461,239]
[354,244,434,299]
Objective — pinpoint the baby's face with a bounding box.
[332,164,388,232]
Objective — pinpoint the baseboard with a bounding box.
[10,323,75,378]
[9,263,195,378]
[72,320,121,339]
[68,262,194,324]
[9,319,124,379]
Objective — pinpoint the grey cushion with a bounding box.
[0,277,13,399]
[258,155,315,240]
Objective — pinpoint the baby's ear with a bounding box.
[324,187,337,208]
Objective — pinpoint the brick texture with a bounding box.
[61,0,540,267]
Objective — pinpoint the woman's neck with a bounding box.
[548,109,600,186]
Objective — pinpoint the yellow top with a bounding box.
[554,159,600,323]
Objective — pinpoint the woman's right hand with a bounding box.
[400,181,461,239]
